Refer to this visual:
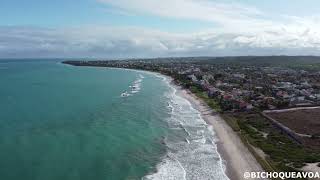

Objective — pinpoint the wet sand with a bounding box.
[178,88,265,180]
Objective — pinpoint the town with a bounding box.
[64,56,320,175]
[64,56,320,112]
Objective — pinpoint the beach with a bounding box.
[117,69,265,180]
[176,87,265,180]
[58,63,267,180]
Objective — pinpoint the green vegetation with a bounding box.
[287,63,320,72]
[221,114,277,173]
[220,114,240,132]
[65,58,320,179]
[189,85,222,112]
[183,83,320,177]
[230,113,320,172]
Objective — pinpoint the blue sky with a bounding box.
[1,0,320,58]
[0,0,217,31]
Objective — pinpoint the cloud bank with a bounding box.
[1,0,320,58]
[99,0,264,27]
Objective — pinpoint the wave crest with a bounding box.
[144,78,229,180]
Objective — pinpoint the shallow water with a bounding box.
[144,82,229,180]
[0,59,228,180]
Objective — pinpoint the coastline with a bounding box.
[175,86,265,180]
[151,69,265,179]
[139,68,265,180]
[64,65,265,179]
[143,73,230,180]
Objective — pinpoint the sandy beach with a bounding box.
[177,87,265,180]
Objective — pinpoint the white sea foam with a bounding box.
[143,77,229,180]
[112,68,228,179]
[139,74,145,79]
[111,67,164,81]
[120,74,144,97]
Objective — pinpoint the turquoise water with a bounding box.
[0,60,228,180]
[0,60,171,180]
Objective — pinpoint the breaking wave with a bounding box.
[143,77,229,180]
[120,74,144,97]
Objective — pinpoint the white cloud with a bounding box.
[1,1,320,57]
[1,22,320,58]
[99,0,264,29]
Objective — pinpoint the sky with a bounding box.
[1,0,320,58]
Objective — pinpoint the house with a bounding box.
[187,74,198,83]
[289,96,313,107]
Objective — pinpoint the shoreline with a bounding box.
[64,65,266,179]
[173,84,265,180]
[144,69,265,180]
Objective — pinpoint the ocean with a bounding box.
[0,59,228,180]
